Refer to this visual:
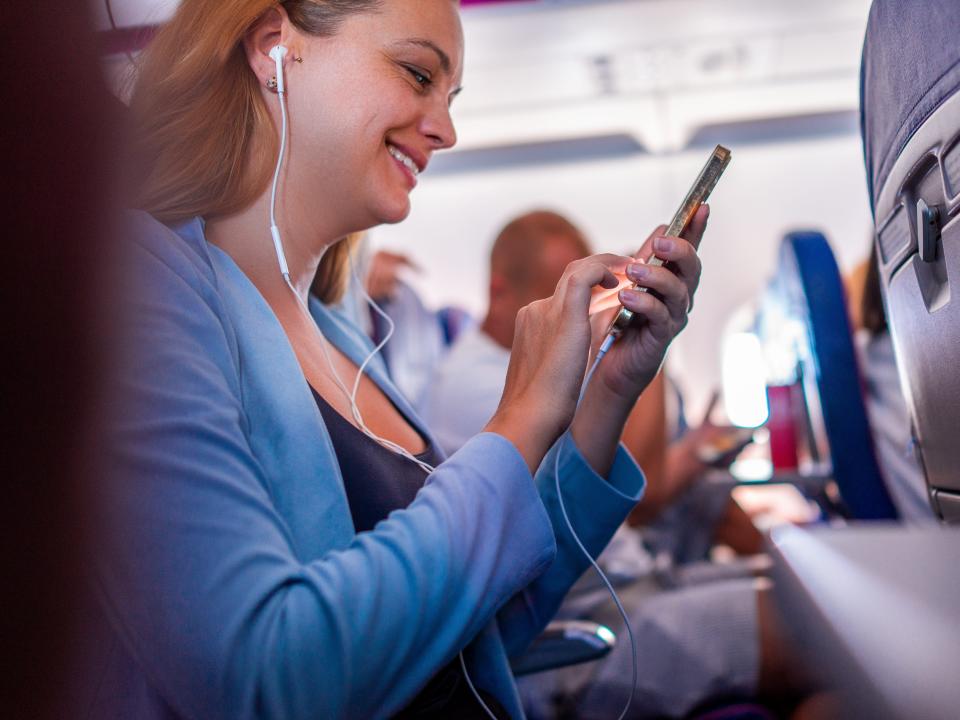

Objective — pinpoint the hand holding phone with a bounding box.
[607,144,731,339]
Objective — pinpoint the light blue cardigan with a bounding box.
[89,213,645,719]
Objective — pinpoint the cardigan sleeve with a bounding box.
[496,432,646,658]
[98,218,556,720]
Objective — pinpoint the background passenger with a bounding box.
[421,210,592,454]
[354,246,454,407]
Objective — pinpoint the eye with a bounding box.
[402,64,432,89]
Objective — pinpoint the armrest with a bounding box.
[510,620,616,677]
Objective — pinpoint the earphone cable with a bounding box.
[554,346,637,720]
[270,68,291,279]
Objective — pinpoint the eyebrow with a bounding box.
[395,38,452,74]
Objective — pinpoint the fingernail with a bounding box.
[654,237,674,253]
[619,289,638,303]
[627,263,649,280]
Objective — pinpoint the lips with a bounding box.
[386,142,429,189]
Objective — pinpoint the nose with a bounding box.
[421,97,457,151]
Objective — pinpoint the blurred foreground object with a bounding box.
[0,3,114,717]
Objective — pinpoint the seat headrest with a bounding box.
[860,0,960,213]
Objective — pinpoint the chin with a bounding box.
[374,197,413,225]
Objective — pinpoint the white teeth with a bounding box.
[388,144,420,176]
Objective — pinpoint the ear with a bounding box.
[488,272,508,302]
[243,6,292,87]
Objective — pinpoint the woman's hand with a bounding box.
[572,205,708,476]
[591,205,708,401]
[484,254,628,473]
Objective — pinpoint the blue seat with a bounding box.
[863,0,960,522]
[774,231,899,520]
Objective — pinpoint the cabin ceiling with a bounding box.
[97,0,871,155]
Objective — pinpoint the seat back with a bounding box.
[775,232,898,520]
[863,0,960,522]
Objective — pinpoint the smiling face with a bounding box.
[283,0,464,236]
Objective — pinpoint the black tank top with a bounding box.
[310,387,509,719]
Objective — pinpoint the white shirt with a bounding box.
[418,327,511,457]
[378,282,448,409]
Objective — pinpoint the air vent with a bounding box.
[877,205,912,267]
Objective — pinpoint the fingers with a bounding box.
[568,253,632,276]
[633,225,667,260]
[617,287,673,340]
[650,235,702,301]
[632,205,707,291]
[589,288,628,315]
[557,254,632,308]
[625,261,690,321]
[597,268,621,290]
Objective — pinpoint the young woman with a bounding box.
[94,1,706,717]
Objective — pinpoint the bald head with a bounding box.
[490,210,592,299]
[482,210,593,349]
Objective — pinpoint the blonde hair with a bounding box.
[132,0,380,302]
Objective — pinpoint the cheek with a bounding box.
[310,95,395,168]
[290,71,369,141]
[286,96,366,183]
[285,77,415,220]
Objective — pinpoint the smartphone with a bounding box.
[607,144,732,337]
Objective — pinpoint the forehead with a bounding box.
[346,0,465,80]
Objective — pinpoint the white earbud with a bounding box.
[268,44,291,279]
[269,44,288,93]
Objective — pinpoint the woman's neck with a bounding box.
[205,185,342,305]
